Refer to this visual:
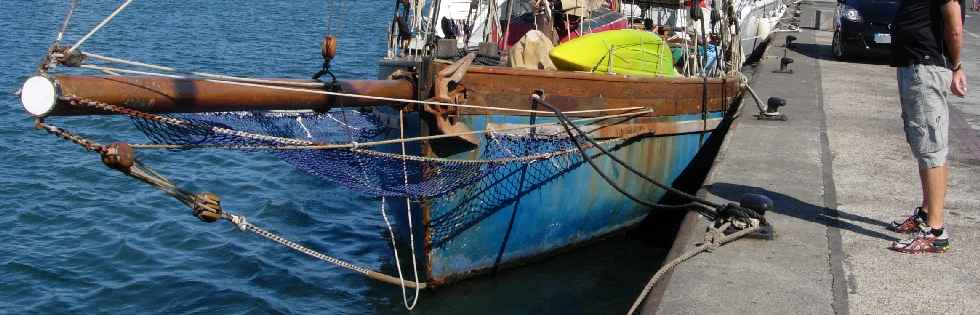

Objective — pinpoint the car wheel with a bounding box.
[832,30,847,60]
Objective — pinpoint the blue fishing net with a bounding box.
[427,132,592,246]
[130,110,596,201]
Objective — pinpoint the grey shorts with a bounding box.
[897,64,952,169]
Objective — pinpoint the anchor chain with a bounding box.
[35,116,225,223]
[35,118,105,153]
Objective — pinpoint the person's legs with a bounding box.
[920,165,946,229]
[891,64,951,253]
[893,166,950,254]
[889,66,930,233]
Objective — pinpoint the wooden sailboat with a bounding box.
[19,0,784,289]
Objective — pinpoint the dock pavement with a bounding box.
[642,2,980,314]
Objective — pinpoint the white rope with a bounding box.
[54,0,79,44]
[71,95,319,147]
[124,108,650,152]
[397,109,421,310]
[378,197,420,310]
[132,136,623,166]
[66,0,135,54]
[78,63,647,115]
[353,137,620,164]
[488,129,521,158]
[83,52,327,88]
[226,214,379,281]
[99,68,122,76]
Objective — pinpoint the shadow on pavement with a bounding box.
[787,42,892,66]
[708,182,899,242]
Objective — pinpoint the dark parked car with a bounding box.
[832,0,900,59]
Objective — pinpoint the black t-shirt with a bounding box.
[891,0,964,67]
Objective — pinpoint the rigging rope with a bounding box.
[66,0,135,54]
[53,0,78,44]
[37,0,79,74]
[127,109,647,151]
[75,60,646,115]
[34,116,430,289]
[396,109,421,309]
[378,197,423,308]
[224,211,428,289]
[82,52,329,87]
[531,94,724,218]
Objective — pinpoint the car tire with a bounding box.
[832,30,847,60]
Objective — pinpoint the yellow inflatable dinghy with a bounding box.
[549,29,679,77]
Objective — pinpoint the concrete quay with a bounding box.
[642,5,980,315]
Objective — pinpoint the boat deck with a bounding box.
[641,3,980,313]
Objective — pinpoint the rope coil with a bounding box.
[625,220,764,315]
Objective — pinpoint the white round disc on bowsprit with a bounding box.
[21,76,58,117]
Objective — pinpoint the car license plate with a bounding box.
[874,33,891,44]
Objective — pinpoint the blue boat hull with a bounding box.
[414,112,727,284]
[371,60,743,285]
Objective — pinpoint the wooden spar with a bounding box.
[19,75,416,117]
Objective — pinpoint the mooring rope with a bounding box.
[625,222,762,315]
[532,94,724,218]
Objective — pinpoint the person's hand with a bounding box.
[951,69,967,97]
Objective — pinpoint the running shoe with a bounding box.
[889,229,950,254]
[888,207,926,234]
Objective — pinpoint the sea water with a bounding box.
[0,1,669,313]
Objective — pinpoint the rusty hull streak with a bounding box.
[485,117,724,139]
[449,65,741,117]
[594,118,724,138]
[45,75,416,116]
